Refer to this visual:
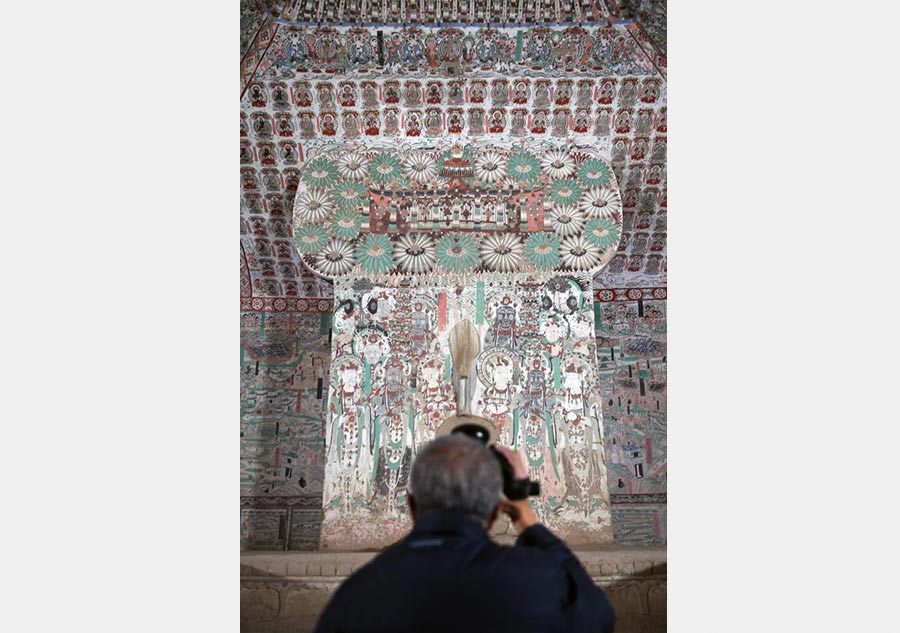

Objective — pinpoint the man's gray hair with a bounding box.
[408,434,502,524]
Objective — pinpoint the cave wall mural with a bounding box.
[289,141,623,548]
[240,0,667,549]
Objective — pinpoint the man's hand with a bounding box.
[498,497,539,533]
[493,445,528,479]
[493,445,539,533]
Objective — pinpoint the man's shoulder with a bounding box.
[345,536,558,574]
[335,528,568,585]
[496,540,570,573]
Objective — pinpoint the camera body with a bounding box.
[451,423,541,501]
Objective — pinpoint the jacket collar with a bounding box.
[408,512,491,542]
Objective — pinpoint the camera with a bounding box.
[451,423,541,501]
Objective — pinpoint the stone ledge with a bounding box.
[241,551,667,633]
[241,546,666,581]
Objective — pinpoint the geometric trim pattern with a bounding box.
[594,286,665,302]
[241,296,334,312]
[259,0,635,25]
[238,290,669,312]
[240,495,324,509]
[625,20,666,78]
[242,17,280,97]
[610,493,667,504]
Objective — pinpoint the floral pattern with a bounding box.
[369,152,404,186]
[402,152,439,185]
[549,178,583,206]
[291,145,622,280]
[302,157,339,189]
[328,207,363,240]
[540,149,575,179]
[336,151,369,180]
[577,159,613,188]
[474,150,507,184]
[579,187,622,218]
[355,234,395,274]
[506,149,542,186]
[546,204,586,237]
[294,188,336,223]
[524,233,561,270]
[436,234,480,272]
[559,235,602,271]
[584,218,621,248]
[293,223,329,254]
[330,179,369,210]
[314,238,356,276]
[479,233,524,272]
[393,233,436,274]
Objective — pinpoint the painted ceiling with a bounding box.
[240,0,666,312]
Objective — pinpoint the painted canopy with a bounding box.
[292,141,623,282]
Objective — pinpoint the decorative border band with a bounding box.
[239,287,666,311]
[241,297,334,312]
[241,493,666,508]
[610,493,666,504]
[241,495,324,509]
[593,287,665,302]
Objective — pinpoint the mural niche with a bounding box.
[293,141,623,548]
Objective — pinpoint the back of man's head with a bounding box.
[408,434,502,525]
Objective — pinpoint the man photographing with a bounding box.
[314,434,616,633]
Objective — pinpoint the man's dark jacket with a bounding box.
[314,512,615,633]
